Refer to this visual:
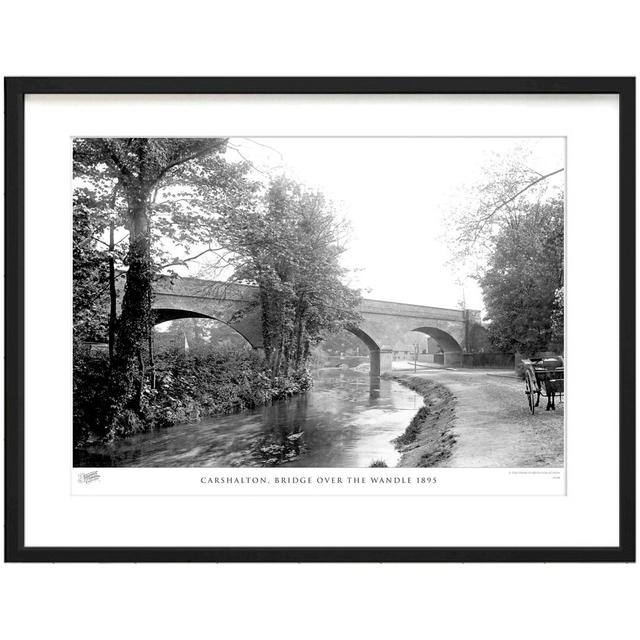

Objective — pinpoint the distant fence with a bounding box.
[462,352,515,368]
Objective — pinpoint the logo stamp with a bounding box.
[78,470,101,484]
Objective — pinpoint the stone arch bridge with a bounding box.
[151,276,483,375]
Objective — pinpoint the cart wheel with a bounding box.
[525,373,536,415]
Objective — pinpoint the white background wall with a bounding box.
[1,2,638,639]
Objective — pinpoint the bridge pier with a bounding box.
[369,347,394,377]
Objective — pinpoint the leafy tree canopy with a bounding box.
[479,200,564,355]
[215,176,362,375]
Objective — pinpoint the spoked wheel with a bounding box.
[525,373,537,414]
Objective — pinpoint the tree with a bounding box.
[73,141,359,439]
[444,145,565,356]
[447,146,564,278]
[73,166,131,365]
[216,176,362,377]
[74,138,228,436]
[479,200,564,355]
[72,187,111,345]
[550,286,564,349]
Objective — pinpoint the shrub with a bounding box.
[73,345,312,446]
[73,346,110,446]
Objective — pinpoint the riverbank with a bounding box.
[74,368,420,468]
[73,348,312,447]
[385,374,458,467]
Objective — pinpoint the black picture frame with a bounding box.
[4,77,636,563]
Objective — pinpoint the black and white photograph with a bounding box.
[72,136,565,470]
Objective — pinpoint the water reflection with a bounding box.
[369,377,381,402]
[75,369,422,468]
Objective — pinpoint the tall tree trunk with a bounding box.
[293,298,305,368]
[259,289,273,363]
[103,200,153,436]
[283,329,292,376]
[135,347,146,411]
[273,328,285,380]
[108,219,117,367]
[148,290,156,390]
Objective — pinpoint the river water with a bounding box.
[75,369,423,468]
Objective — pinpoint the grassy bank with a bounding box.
[385,374,457,467]
[73,347,311,446]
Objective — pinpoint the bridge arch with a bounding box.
[411,326,462,352]
[411,326,463,366]
[153,308,260,349]
[346,326,380,351]
[344,325,391,377]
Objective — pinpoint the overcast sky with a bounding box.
[217,137,564,312]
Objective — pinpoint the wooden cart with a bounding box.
[522,356,564,414]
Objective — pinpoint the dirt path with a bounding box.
[397,368,564,467]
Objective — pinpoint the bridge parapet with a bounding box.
[153,276,258,303]
[360,298,466,323]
